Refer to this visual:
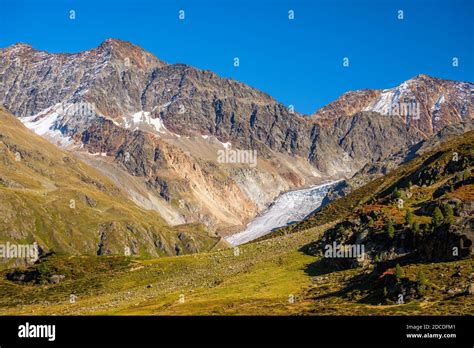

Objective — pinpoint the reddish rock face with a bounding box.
[313,89,382,121]
[312,74,473,137]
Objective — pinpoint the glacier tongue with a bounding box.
[225,181,339,246]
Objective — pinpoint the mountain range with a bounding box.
[0,38,472,256]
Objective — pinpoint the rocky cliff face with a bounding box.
[0,39,472,234]
[326,120,474,202]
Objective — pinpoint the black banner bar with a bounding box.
[0,316,472,346]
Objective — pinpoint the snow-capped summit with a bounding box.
[313,74,473,136]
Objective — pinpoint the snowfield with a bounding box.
[225,181,339,246]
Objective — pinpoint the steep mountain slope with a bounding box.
[0,39,472,235]
[1,131,472,315]
[308,111,423,174]
[0,106,225,267]
[312,132,473,263]
[323,119,474,202]
[259,131,474,248]
[0,40,166,118]
[0,39,323,233]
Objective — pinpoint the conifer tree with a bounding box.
[395,263,404,282]
[443,204,454,225]
[385,219,395,239]
[432,207,444,227]
[405,210,414,225]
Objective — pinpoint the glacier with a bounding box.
[225,181,339,246]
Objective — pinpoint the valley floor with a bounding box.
[0,223,472,316]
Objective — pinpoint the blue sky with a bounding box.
[0,0,472,114]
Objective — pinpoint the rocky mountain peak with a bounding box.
[4,42,33,51]
[0,43,37,61]
[96,38,167,69]
[99,37,129,48]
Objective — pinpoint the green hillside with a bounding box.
[0,106,226,267]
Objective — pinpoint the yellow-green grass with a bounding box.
[0,224,330,315]
[1,221,471,316]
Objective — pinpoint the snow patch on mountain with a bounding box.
[22,111,59,136]
[123,111,167,134]
[363,80,417,116]
[363,89,397,114]
[220,141,232,149]
[20,104,74,147]
[432,95,445,113]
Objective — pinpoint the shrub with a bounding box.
[463,169,471,180]
[336,225,345,236]
[393,188,402,199]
